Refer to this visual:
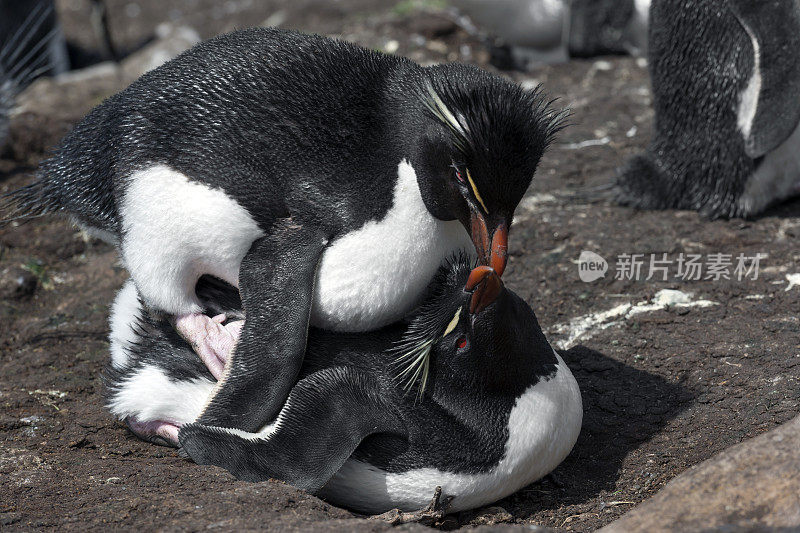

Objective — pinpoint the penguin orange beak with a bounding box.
[465,265,503,315]
[470,212,509,277]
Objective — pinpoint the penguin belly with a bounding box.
[317,354,583,514]
[119,160,472,330]
[119,164,265,315]
[311,160,473,332]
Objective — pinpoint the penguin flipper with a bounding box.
[179,367,402,493]
[730,0,800,159]
[196,222,328,432]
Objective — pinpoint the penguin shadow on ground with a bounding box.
[491,345,691,520]
[756,195,800,219]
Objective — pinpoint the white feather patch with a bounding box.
[107,364,215,425]
[311,160,473,331]
[737,18,761,140]
[108,280,142,369]
[119,164,264,315]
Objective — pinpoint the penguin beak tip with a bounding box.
[466,266,503,315]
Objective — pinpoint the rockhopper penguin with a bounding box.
[615,0,800,218]
[5,27,564,438]
[104,257,582,514]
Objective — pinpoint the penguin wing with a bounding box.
[731,0,800,159]
[179,367,403,493]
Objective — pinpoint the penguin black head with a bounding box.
[392,253,556,397]
[411,64,566,276]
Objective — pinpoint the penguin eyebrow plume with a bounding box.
[391,307,458,397]
[443,308,461,337]
[390,316,441,398]
[392,338,434,399]
[465,169,488,213]
[423,82,469,152]
[389,254,473,398]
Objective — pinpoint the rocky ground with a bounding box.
[1,1,799,531]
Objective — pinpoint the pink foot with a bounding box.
[174,313,243,380]
[126,417,180,447]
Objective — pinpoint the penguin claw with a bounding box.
[371,486,453,526]
[174,313,243,380]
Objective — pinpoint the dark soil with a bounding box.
[2,1,799,531]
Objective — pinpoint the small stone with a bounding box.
[383,40,399,54]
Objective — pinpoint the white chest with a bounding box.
[310,160,473,332]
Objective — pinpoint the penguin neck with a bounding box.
[383,71,453,222]
[384,67,429,148]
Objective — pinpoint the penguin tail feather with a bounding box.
[0,176,58,226]
[613,153,673,210]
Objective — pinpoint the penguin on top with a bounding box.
[616,0,800,219]
[4,27,565,442]
[105,257,582,514]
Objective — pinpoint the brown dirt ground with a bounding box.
[2,1,799,531]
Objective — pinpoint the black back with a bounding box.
[25,28,417,233]
[11,26,562,243]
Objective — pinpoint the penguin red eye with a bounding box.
[457,336,467,349]
[454,169,466,184]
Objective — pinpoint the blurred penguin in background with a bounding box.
[455,0,649,69]
[0,0,69,149]
[616,0,800,218]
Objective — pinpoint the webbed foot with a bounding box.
[371,486,454,526]
[126,417,180,447]
[174,313,243,380]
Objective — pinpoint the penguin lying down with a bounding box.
[105,257,582,514]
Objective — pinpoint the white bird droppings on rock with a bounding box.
[785,274,800,291]
[561,136,611,150]
[550,290,717,349]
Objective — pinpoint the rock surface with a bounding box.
[601,415,800,532]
